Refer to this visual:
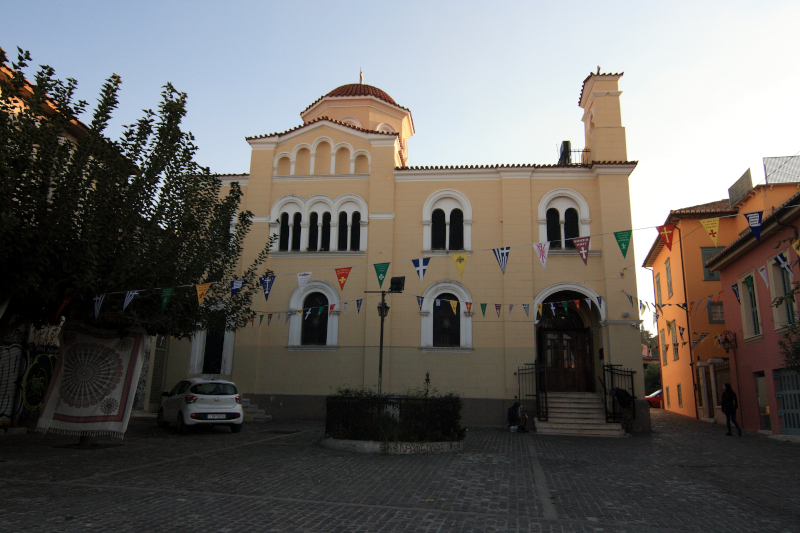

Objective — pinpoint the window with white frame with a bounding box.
[287,280,339,349]
[739,274,761,338]
[420,280,473,350]
[538,189,591,250]
[422,190,472,253]
[770,252,797,329]
[189,329,235,376]
[270,194,368,253]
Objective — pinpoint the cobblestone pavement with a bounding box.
[0,409,798,532]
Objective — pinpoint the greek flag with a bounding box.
[123,291,139,311]
[744,211,763,241]
[417,296,424,311]
[93,294,105,319]
[230,280,244,298]
[775,253,793,277]
[493,247,510,274]
[260,276,275,303]
[412,258,430,282]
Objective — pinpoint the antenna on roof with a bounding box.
[597,66,601,74]
[360,68,363,85]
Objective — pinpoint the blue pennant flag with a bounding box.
[549,302,556,315]
[412,258,430,282]
[744,211,764,241]
[775,253,793,277]
[678,326,685,341]
[230,280,244,298]
[435,299,441,309]
[260,276,275,303]
[731,283,741,304]
[596,296,603,309]
[356,299,363,313]
[93,294,105,319]
[417,296,424,311]
[492,247,510,275]
[123,291,139,311]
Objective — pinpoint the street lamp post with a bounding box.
[365,276,405,394]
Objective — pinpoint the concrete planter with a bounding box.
[321,437,463,454]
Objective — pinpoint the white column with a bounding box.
[330,222,339,251]
[288,223,294,251]
[300,221,309,252]
[269,222,280,252]
[709,363,719,407]
[560,220,565,248]
[347,224,352,251]
[445,222,450,251]
[317,223,322,251]
[360,220,368,251]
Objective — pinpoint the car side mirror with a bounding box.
[162,391,169,397]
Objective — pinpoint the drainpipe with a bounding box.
[674,225,700,419]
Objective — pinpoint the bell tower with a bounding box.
[579,71,627,162]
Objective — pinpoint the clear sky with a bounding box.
[5,1,800,331]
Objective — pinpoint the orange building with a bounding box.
[643,173,799,420]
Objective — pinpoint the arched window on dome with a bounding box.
[433,293,461,347]
[292,213,302,251]
[431,209,446,250]
[301,292,328,345]
[279,213,290,251]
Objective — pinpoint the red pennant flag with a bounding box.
[715,290,724,302]
[335,267,352,290]
[55,295,74,318]
[495,304,502,317]
[574,299,581,309]
[572,237,591,265]
[689,301,695,314]
[656,224,676,251]
[329,304,336,316]
[251,316,255,327]
[465,302,473,315]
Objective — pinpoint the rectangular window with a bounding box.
[771,257,797,329]
[670,321,679,361]
[666,258,673,298]
[666,386,671,408]
[656,273,663,306]
[701,247,725,281]
[708,301,725,324]
[740,275,761,337]
[660,329,668,365]
[677,383,683,408]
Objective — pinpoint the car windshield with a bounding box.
[190,383,238,395]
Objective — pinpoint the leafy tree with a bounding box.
[640,326,658,347]
[0,47,272,337]
[778,320,800,373]
[644,363,662,395]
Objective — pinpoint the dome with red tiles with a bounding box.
[325,83,397,106]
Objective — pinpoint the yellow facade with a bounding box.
[163,73,643,425]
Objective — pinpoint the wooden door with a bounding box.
[541,329,593,392]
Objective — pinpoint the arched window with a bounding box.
[334,147,350,174]
[564,208,579,248]
[314,142,331,175]
[308,212,319,251]
[295,148,311,175]
[433,293,460,347]
[338,212,348,250]
[546,208,561,249]
[301,292,328,345]
[354,154,369,173]
[350,212,361,251]
[276,156,290,176]
[279,213,290,251]
[321,213,331,251]
[292,213,302,251]
[449,209,464,250]
[431,209,446,250]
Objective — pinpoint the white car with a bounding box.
[157,378,244,434]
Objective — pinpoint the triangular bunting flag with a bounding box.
[285,312,290,324]
[561,301,568,312]
[452,253,468,278]
[267,314,273,325]
[572,237,591,265]
[614,230,632,258]
[791,238,800,258]
[678,326,685,341]
[412,258,430,282]
[230,280,244,298]
[626,293,633,307]
[123,290,140,311]
[744,211,764,241]
[596,296,603,309]
[775,253,793,277]
[260,276,275,303]
[196,283,211,306]
[494,304,501,317]
[450,300,458,315]
[549,302,556,315]
[688,301,695,314]
[259,314,264,326]
[700,218,720,246]
[93,294,105,320]
[480,303,487,317]
[417,296,424,311]
[343,302,348,314]
[508,304,514,315]
[297,272,312,288]
[523,303,529,317]
[55,295,74,319]
[335,267,352,290]
[574,299,581,309]
[317,306,324,317]
[435,299,441,309]
[304,308,311,320]
[251,316,255,327]
[374,263,390,287]
[731,284,740,304]
[493,247,510,274]
[277,312,281,323]
[356,299,363,313]
[758,266,769,288]
[715,290,724,302]
[534,242,551,269]
[537,303,543,318]
[465,302,472,315]
[329,304,336,316]
[656,224,676,251]
[161,287,174,311]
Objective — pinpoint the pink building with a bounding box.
[707,191,800,435]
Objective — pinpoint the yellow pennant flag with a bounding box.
[537,303,543,317]
[791,238,800,258]
[451,253,468,278]
[700,218,720,246]
[450,300,458,314]
[196,283,211,305]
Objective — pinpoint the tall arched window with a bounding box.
[449,209,464,250]
[292,213,302,251]
[321,213,331,251]
[564,208,579,249]
[301,292,328,345]
[433,293,460,347]
[279,213,290,251]
[350,212,361,251]
[432,209,446,250]
[276,156,290,176]
[338,212,348,250]
[546,208,561,249]
[308,212,319,251]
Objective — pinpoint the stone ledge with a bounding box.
[321,437,463,454]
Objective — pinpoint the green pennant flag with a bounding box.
[161,287,175,310]
[744,276,754,292]
[614,230,632,258]
[374,263,390,288]
[480,303,487,317]
[259,314,264,325]
[318,306,324,316]
[626,293,633,307]
[561,301,568,312]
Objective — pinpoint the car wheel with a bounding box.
[157,409,168,428]
[176,413,188,435]
[230,424,242,433]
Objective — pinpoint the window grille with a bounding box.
[301,292,329,345]
[432,293,460,347]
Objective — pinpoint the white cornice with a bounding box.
[247,138,278,151]
[368,213,394,219]
[249,120,398,149]
[273,174,370,182]
[532,168,595,180]
[395,170,501,182]
[498,169,534,179]
[591,164,636,177]
[251,216,269,223]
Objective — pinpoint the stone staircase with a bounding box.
[535,392,625,437]
[241,397,272,422]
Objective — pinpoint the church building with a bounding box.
[162,72,643,428]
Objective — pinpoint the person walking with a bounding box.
[720,383,742,436]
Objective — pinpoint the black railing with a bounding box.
[325,395,465,442]
[600,364,636,423]
[517,363,547,421]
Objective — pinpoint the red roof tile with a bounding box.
[578,71,624,107]
[670,199,737,216]
[395,161,637,171]
[301,83,411,116]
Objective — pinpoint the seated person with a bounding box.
[507,402,528,433]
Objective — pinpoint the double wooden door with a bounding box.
[540,328,593,392]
